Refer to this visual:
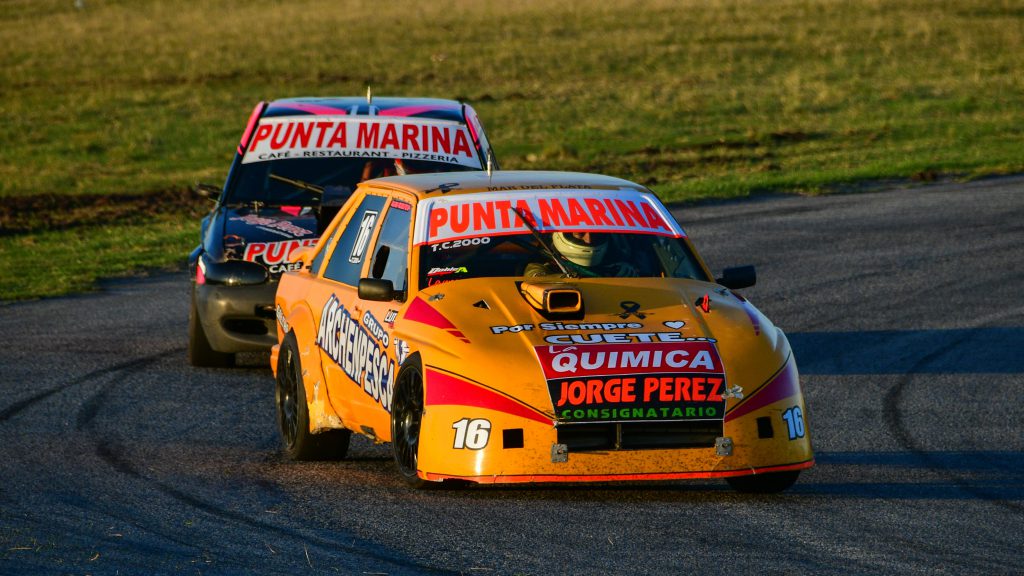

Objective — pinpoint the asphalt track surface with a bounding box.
[1,177,1022,575]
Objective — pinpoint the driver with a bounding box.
[524,231,638,278]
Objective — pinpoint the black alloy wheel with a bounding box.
[391,355,427,487]
[275,332,350,460]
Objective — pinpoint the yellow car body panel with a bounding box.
[273,171,813,486]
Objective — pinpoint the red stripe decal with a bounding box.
[423,459,814,484]
[403,297,457,330]
[425,368,553,425]
[725,359,800,422]
[740,300,761,335]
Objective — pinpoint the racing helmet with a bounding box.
[552,232,607,267]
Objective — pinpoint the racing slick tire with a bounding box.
[276,332,351,461]
[188,287,235,368]
[391,354,431,488]
[726,470,800,494]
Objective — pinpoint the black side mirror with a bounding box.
[195,183,222,201]
[358,278,396,301]
[716,265,756,289]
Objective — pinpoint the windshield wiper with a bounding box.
[269,173,324,195]
[510,206,575,278]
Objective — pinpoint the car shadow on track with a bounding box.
[787,327,1024,505]
[797,451,1024,502]
[788,327,1024,374]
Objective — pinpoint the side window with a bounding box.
[323,194,387,285]
[368,199,413,293]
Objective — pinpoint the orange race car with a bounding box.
[271,171,813,492]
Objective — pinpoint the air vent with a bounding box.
[557,421,723,452]
[502,428,524,449]
[519,281,582,315]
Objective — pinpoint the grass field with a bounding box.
[2,0,1022,300]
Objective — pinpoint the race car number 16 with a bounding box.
[452,418,491,449]
[782,406,805,440]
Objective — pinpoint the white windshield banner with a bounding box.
[413,189,685,245]
[242,116,480,167]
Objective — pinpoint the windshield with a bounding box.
[226,158,477,207]
[418,232,708,288]
[413,188,708,289]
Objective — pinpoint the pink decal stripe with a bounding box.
[267,102,350,116]
[380,104,460,117]
[237,101,267,154]
[725,358,800,421]
[425,368,553,425]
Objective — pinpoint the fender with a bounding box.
[282,298,346,434]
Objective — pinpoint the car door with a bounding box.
[352,194,414,440]
[305,190,412,439]
[304,191,387,431]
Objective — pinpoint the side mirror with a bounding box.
[716,265,756,290]
[195,183,222,201]
[358,278,396,301]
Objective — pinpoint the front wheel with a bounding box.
[726,470,800,494]
[276,332,350,461]
[391,355,429,488]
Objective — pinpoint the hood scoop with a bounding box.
[519,281,583,317]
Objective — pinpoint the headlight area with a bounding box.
[196,253,269,286]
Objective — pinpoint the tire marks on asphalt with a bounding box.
[883,327,1023,513]
[0,352,175,424]
[66,348,457,575]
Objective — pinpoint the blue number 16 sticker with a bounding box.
[781,406,805,440]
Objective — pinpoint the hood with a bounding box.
[400,277,790,422]
[216,206,320,276]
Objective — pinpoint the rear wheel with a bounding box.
[188,287,234,368]
[276,332,350,460]
[391,355,428,487]
[726,470,800,494]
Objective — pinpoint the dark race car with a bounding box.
[188,96,497,366]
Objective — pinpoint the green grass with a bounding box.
[2,0,1023,300]
[0,217,196,300]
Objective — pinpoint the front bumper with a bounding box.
[415,357,814,484]
[194,282,278,353]
[418,402,814,484]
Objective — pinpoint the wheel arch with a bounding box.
[279,299,344,434]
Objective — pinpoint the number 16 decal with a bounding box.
[452,418,491,449]
[781,406,805,440]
